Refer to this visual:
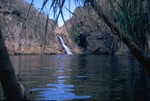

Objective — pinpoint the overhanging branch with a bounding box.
[89,0,150,74]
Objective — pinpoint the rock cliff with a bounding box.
[59,7,119,54]
[0,0,129,55]
[0,0,64,55]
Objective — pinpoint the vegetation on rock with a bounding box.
[0,0,64,55]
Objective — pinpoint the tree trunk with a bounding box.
[0,28,22,101]
[89,0,150,75]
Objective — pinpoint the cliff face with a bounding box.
[59,7,118,54]
[0,0,128,55]
[0,0,64,55]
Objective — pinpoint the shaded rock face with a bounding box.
[60,7,118,54]
[0,0,64,55]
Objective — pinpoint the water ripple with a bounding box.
[31,83,91,100]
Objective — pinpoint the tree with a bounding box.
[50,0,149,73]
[87,0,150,75]
[51,0,150,74]
[0,29,22,100]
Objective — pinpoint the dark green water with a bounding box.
[0,54,150,101]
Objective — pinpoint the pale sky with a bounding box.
[25,0,80,27]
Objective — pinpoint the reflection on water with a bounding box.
[30,55,91,100]
[0,54,149,101]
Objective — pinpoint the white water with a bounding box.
[58,35,73,55]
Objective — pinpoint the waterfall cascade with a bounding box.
[58,35,73,55]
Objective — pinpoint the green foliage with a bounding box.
[70,26,80,44]
[106,0,149,52]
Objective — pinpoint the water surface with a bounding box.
[0,54,149,101]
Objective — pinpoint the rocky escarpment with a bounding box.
[0,0,64,55]
[59,7,120,54]
[0,0,129,55]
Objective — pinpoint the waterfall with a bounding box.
[58,35,73,55]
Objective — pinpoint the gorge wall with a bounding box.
[0,0,64,55]
[59,7,121,54]
[0,0,129,55]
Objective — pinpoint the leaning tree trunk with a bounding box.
[0,28,22,101]
[89,0,150,75]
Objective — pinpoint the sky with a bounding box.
[25,0,81,27]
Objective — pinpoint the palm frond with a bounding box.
[26,0,34,20]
